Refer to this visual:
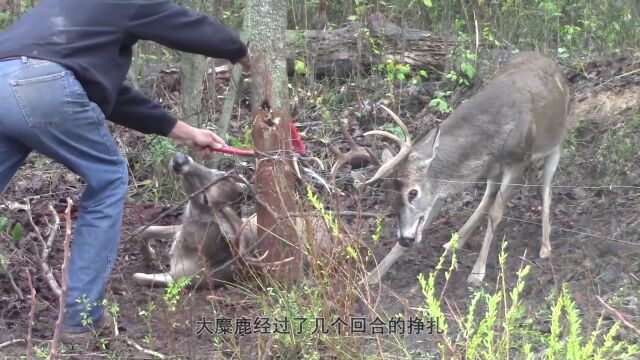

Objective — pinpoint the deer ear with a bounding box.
[381,147,395,164]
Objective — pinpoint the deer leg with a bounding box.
[444,178,499,251]
[136,225,181,264]
[540,147,560,258]
[168,234,207,283]
[362,243,409,285]
[468,166,523,285]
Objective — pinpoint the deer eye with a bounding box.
[408,189,419,203]
[201,193,210,206]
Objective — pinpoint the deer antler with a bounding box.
[364,105,412,184]
[329,122,380,185]
[220,210,293,268]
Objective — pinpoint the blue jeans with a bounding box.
[0,57,128,332]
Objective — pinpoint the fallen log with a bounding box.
[285,12,455,79]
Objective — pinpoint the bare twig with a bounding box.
[42,205,60,260]
[26,201,62,296]
[25,269,36,359]
[597,295,640,336]
[124,337,167,359]
[614,67,640,79]
[0,262,24,300]
[50,198,73,359]
[41,206,62,297]
[260,336,275,360]
[0,338,25,350]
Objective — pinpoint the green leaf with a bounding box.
[423,0,433,7]
[227,135,243,148]
[419,69,428,78]
[0,217,7,232]
[461,62,476,80]
[381,123,406,141]
[294,59,307,76]
[397,64,411,75]
[347,15,358,21]
[11,223,23,243]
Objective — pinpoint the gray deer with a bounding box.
[363,51,570,285]
[133,153,333,288]
[132,153,261,288]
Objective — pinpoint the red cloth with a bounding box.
[290,122,306,155]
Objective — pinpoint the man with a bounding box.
[0,0,250,344]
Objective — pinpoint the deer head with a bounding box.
[365,105,447,247]
[171,152,247,213]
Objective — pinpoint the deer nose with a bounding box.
[398,237,415,247]
[171,153,190,173]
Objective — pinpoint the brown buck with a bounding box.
[132,153,333,288]
[363,51,570,285]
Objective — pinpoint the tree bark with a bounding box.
[285,12,454,79]
[248,0,301,283]
[212,9,251,167]
[7,0,21,21]
[178,0,211,127]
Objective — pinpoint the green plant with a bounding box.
[133,135,181,202]
[254,281,361,359]
[294,59,307,76]
[377,59,428,85]
[595,109,640,183]
[445,35,477,87]
[416,236,639,358]
[380,121,408,142]
[164,276,192,312]
[428,91,452,114]
[0,215,23,246]
[138,301,157,344]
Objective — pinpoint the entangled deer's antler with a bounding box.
[364,105,413,184]
[328,122,380,185]
[218,208,293,268]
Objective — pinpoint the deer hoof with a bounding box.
[467,272,485,286]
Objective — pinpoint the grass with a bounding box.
[417,236,639,360]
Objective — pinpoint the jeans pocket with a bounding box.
[10,71,72,128]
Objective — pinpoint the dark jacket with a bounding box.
[0,0,248,136]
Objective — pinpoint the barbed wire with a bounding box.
[331,172,640,190]
[444,202,639,247]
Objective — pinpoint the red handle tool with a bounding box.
[209,122,307,156]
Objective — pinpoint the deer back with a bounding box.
[381,52,570,194]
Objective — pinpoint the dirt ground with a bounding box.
[1,53,639,359]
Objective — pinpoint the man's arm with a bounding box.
[108,84,178,136]
[128,0,248,64]
[109,85,227,154]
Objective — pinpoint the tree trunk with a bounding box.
[178,0,210,127]
[212,8,250,167]
[248,0,301,283]
[285,12,454,79]
[7,0,20,21]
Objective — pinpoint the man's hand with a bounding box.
[168,120,227,156]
